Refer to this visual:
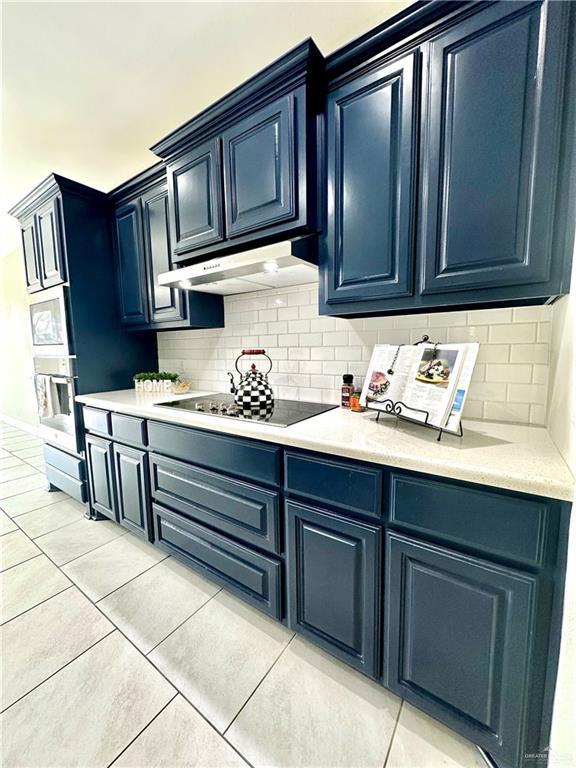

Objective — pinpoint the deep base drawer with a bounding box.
[153,503,282,619]
[44,444,85,481]
[45,464,88,504]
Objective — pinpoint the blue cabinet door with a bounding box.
[35,197,66,288]
[113,443,150,539]
[384,532,537,766]
[114,200,149,326]
[85,434,117,522]
[286,500,381,678]
[168,138,224,256]
[222,95,297,237]
[21,216,42,293]
[420,1,567,295]
[321,53,418,306]
[141,183,185,324]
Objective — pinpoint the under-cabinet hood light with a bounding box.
[158,241,317,296]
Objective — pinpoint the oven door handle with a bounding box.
[50,376,73,385]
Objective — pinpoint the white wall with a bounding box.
[158,281,553,426]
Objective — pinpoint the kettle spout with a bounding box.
[227,372,237,395]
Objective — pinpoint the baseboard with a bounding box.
[0,413,40,436]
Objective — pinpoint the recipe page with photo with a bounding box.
[402,344,466,427]
[360,345,418,408]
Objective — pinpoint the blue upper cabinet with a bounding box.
[141,183,185,325]
[151,40,323,263]
[222,95,296,237]
[419,1,568,296]
[114,200,149,327]
[11,185,67,294]
[35,196,66,288]
[321,52,418,307]
[320,0,575,317]
[110,165,224,332]
[167,138,224,256]
[20,215,42,293]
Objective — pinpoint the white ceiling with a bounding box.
[1,0,410,256]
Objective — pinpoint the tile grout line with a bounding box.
[34,529,130,569]
[382,699,404,768]
[223,631,297,737]
[0,584,74,627]
[0,627,117,714]
[106,692,180,768]
[93,552,171,604]
[143,585,223,656]
[0,551,43,575]
[2,501,257,768]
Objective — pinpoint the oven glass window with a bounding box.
[35,375,74,435]
[30,299,64,346]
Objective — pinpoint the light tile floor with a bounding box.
[0,421,485,768]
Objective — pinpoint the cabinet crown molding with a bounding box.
[150,38,323,160]
[108,162,166,204]
[8,173,107,222]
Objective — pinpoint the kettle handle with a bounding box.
[235,349,273,376]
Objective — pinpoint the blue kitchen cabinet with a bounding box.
[286,500,381,678]
[321,52,418,306]
[320,0,574,316]
[17,196,66,293]
[114,200,149,327]
[20,215,42,293]
[85,433,117,522]
[167,138,224,256]
[110,167,224,331]
[113,443,150,539]
[419,0,568,296]
[35,196,66,288]
[222,95,297,237]
[383,532,539,767]
[141,182,186,325]
[152,40,322,262]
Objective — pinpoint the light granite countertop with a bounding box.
[76,389,575,502]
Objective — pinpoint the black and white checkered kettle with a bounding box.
[227,349,275,416]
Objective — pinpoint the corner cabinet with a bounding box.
[384,533,538,767]
[110,166,224,332]
[320,0,575,316]
[152,40,323,262]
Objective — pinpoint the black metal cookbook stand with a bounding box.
[366,335,465,443]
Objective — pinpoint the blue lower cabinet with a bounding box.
[384,532,538,766]
[285,500,381,678]
[153,503,282,619]
[113,443,151,539]
[85,434,117,521]
[149,453,281,554]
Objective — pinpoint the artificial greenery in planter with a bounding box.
[133,372,179,393]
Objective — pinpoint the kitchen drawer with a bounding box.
[148,421,281,487]
[82,406,111,436]
[153,503,282,618]
[44,444,85,481]
[389,473,552,567]
[45,464,87,504]
[111,412,147,448]
[285,451,383,519]
[150,453,280,554]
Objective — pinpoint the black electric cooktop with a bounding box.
[157,393,337,427]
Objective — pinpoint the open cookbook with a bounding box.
[360,342,479,434]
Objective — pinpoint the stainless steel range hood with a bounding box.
[157,241,318,296]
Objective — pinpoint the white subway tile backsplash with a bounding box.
[158,281,552,427]
[507,383,547,404]
[509,344,550,364]
[485,364,532,383]
[489,323,537,343]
